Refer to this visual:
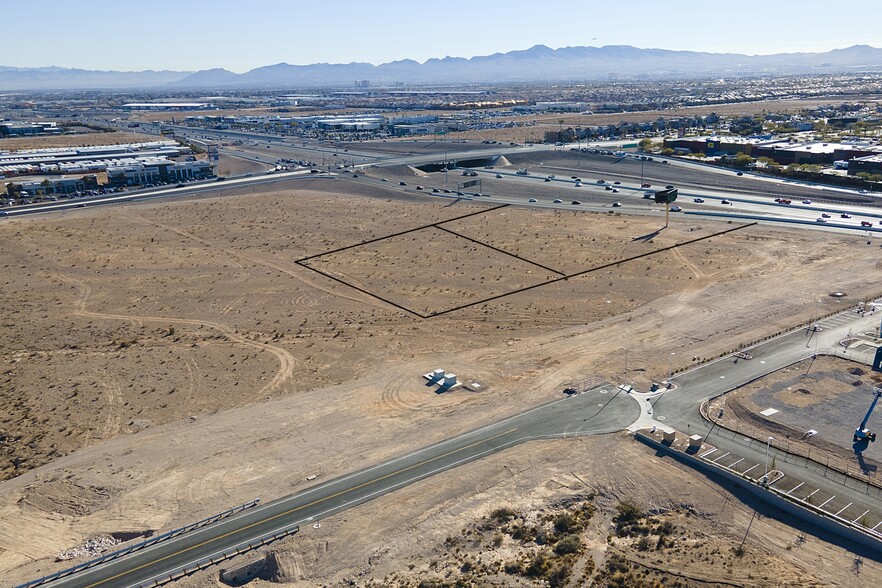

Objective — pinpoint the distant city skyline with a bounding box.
[5,0,882,73]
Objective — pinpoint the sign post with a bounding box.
[654,188,678,227]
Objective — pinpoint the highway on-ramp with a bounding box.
[45,386,639,588]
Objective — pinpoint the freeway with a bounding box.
[45,385,639,588]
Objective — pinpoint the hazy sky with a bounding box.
[6,0,882,72]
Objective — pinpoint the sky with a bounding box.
[5,0,882,72]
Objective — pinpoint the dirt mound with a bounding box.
[406,165,430,177]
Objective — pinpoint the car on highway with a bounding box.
[670,205,682,212]
[841,213,852,219]
[574,182,582,187]
[175,183,185,188]
[571,200,581,205]
[861,221,873,227]
[496,173,503,179]
[605,185,612,190]
[641,183,652,188]
[553,198,563,203]
[596,179,606,184]
[821,213,831,218]
[380,178,388,181]
[802,199,813,204]
[736,171,744,176]
[528,198,538,203]
[613,181,621,185]
[693,197,704,203]
[399,181,407,186]
[816,217,827,223]
[721,199,732,205]
[352,174,359,178]
[545,177,551,182]
[665,185,674,189]
[415,185,423,190]
[612,201,622,207]
[611,188,619,193]
[547,175,555,179]
[570,175,578,179]
[456,191,464,196]
[432,188,440,193]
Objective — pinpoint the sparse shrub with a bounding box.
[553,512,577,533]
[554,534,583,555]
[489,507,517,523]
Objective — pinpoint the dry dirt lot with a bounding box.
[0,131,150,151]
[1,176,881,585]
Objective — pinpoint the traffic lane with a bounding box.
[50,388,638,587]
[52,425,526,588]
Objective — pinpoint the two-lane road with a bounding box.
[46,385,638,588]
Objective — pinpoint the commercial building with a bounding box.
[122,103,212,111]
[9,175,98,196]
[105,158,212,187]
[664,135,882,165]
[0,121,61,137]
[847,154,882,176]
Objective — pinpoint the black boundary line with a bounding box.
[296,204,510,262]
[427,222,757,317]
[433,225,567,277]
[294,261,426,318]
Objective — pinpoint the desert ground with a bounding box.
[2,173,882,586]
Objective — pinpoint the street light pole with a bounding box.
[762,436,774,483]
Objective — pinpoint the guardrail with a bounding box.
[126,524,299,588]
[15,498,260,588]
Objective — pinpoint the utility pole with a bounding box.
[762,436,774,484]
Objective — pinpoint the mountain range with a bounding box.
[4,44,882,91]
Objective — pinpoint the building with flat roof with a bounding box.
[847,154,882,176]
[105,158,211,187]
[0,121,61,137]
[122,103,212,111]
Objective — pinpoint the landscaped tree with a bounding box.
[734,152,754,168]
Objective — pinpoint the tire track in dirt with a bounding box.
[57,274,296,397]
[127,212,385,312]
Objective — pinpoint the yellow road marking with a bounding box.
[84,427,518,587]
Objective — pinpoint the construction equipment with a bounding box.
[854,387,882,443]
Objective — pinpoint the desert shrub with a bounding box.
[554,534,583,555]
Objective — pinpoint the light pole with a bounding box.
[668,352,675,383]
[762,436,774,483]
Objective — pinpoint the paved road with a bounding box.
[44,386,638,588]
[32,305,882,587]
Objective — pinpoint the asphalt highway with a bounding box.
[46,386,639,588]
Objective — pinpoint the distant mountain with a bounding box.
[4,45,882,91]
[0,66,190,90]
